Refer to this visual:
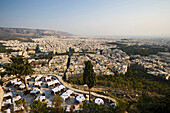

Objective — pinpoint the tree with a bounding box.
[30,95,65,113]
[21,58,34,90]
[79,101,121,113]
[4,55,34,90]
[136,93,170,113]
[53,94,63,110]
[35,45,41,53]
[83,60,96,102]
[30,99,48,113]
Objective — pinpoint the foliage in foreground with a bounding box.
[136,93,170,113]
[30,95,65,113]
[30,100,48,113]
[67,65,170,112]
[3,55,34,90]
[4,55,34,77]
[80,93,170,113]
[29,92,170,113]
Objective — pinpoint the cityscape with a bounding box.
[0,0,170,113]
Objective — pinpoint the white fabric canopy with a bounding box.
[35,95,46,101]
[47,79,60,87]
[13,105,24,112]
[26,76,31,80]
[30,88,40,94]
[76,94,85,103]
[60,89,73,101]
[110,103,117,107]
[52,87,60,93]
[65,90,74,96]
[53,79,60,84]
[60,94,69,101]
[52,85,65,93]
[47,101,52,107]
[14,81,22,85]
[66,107,70,112]
[2,99,12,106]
[3,92,13,98]
[4,109,10,113]
[13,95,22,102]
[19,84,25,89]
[94,98,104,105]
[35,75,43,81]
[47,81,53,86]
[34,81,42,86]
[10,79,17,84]
[45,76,52,81]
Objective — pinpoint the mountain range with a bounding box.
[0,27,74,41]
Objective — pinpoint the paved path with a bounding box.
[55,75,117,103]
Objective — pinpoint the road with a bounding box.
[55,75,117,103]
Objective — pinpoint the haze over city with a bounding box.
[0,0,170,37]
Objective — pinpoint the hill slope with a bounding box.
[0,27,74,41]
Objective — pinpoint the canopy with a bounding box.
[13,95,21,102]
[26,76,31,80]
[76,94,85,103]
[34,81,42,86]
[60,94,69,101]
[52,85,65,93]
[14,81,22,85]
[94,98,104,105]
[2,99,12,106]
[45,76,52,81]
[10,79,17,84]
[47,101,52,107]
[35,75,43,81]
[47,79,60,87]
[35,95,46,101]
[19,84,25,89]
[30,88,40,94]
[3,92,12,98]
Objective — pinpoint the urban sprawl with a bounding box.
[0,36,169,112]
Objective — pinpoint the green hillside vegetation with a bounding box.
[67,66,170,96]
[67,66,170,112]
[97,66,170,96]
[107,42,166,56]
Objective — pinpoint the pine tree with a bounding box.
[83,60,96,102]
[4,55,34,90]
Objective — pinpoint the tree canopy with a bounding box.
[83,60,96,89]
[4,55,34,90]
[30,95,65,113]
[83,60,96,102]
[4,55,34,77]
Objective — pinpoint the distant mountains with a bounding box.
[0,27,74,41]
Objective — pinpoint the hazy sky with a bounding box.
[0,0,170,37]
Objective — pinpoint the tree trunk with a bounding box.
[89,88,91,102]
[24,76,29,90]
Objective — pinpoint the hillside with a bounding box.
[0,27,74,41]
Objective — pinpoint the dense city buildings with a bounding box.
[0,37,169,79]
[0,36,169,112]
